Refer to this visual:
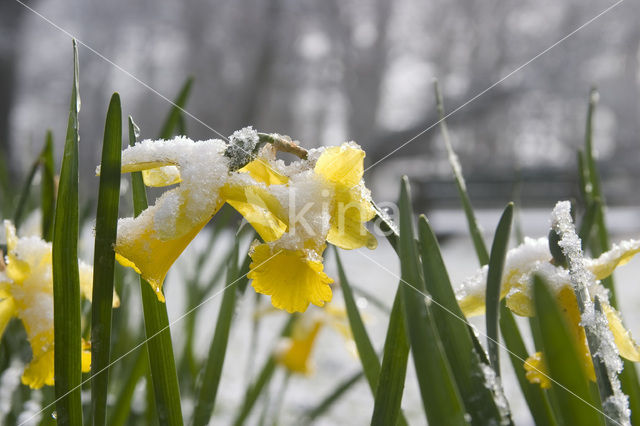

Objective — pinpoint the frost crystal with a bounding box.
[551,200,630,426]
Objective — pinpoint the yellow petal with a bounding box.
[221,183,288,242]
[4,220,18,253]
[327,186,377,250]
[82,339,92,372]
[79,262,120,308]
[603,303,640,362]
[120,160,177,175]
[505,283,535,317]
[115,213,215,302]
[240,159,288,185]
[142,166,182,187]
[276,320,322,375]
[556,286,596,381]
[0,297,16,338]
[314,144,365,188]
[587,239,640,280]
[22,349,54,389]
[458,294,486,317]
[248,244,333,313]
[524,352,551,389]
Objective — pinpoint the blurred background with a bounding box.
[3,1,640,424]
[2,0,640,210]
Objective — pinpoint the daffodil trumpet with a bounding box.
[110,127,378,313]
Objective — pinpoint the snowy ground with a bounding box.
[155,206,640,425]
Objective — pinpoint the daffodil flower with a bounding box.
[0,221,118,388]
[110,133,285,301]
[111,129,377,313]
[456,235,640,388]
[275,304,354,375]
[244,142,377,313]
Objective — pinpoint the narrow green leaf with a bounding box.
[159,77,194,139]
[110,348,148,426]
[335,247,380,393]
[90,93,122,426]
[532,275,603,426]
[232,315,296,426]
[302,370,364,423]
[579,90,640,418]
[13,155,40,229]
[370,289,409,426]
[52,39,82,425]
[335,248,409,426]
[499,303,557,426]
[129,116,184,425]
[582,89,617,306]
[192,242,240,426]
[577,200,599,250]
[434,80,489,265]
[41,131,56,242]
[485,202,513,374]
[397,178,466,425]
[418,214,509,425]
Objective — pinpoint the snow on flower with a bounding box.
[455,209,640,388]
[111,129,378,313]
[0,220,118,388]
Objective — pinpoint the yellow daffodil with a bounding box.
[248,243,333,314]
[0,221,118,388]
[244,142,377,313]
[456,236,640,388]
[112,131,378,313]
[275,304,353,375]
[314,143,377,251]
[110,135,284,301]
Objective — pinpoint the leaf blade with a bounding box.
[532,275,603,426]
[129,116,184,425]
[90,93,122,426]
[191,242,241,426]
[52,39,82,425]
[485,202,513,374]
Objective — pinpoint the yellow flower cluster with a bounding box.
[112,132,377,313]
[0,221,119,388]
[457,235,640,388]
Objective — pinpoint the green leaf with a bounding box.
[434,80,488,266]
[499,303,557,426]
[13,154,40,229]
[41,131,56,242]
[52,39,82,425]
[532,275,603,426]
[579,90,640,419]
[335,247,409,426]
[159,77,194,139]
[335,247,380,393]
[232,315,296,426]
[577,200,599,250]
[397,177,466,425]
[418,214,509,425]
[129,116,184,425]
[110,348,148,426]
[302,370,364,423]
[485,202,513,374]
[90,93,122,426]
[192,241,240,426]
[370,288,409,426]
